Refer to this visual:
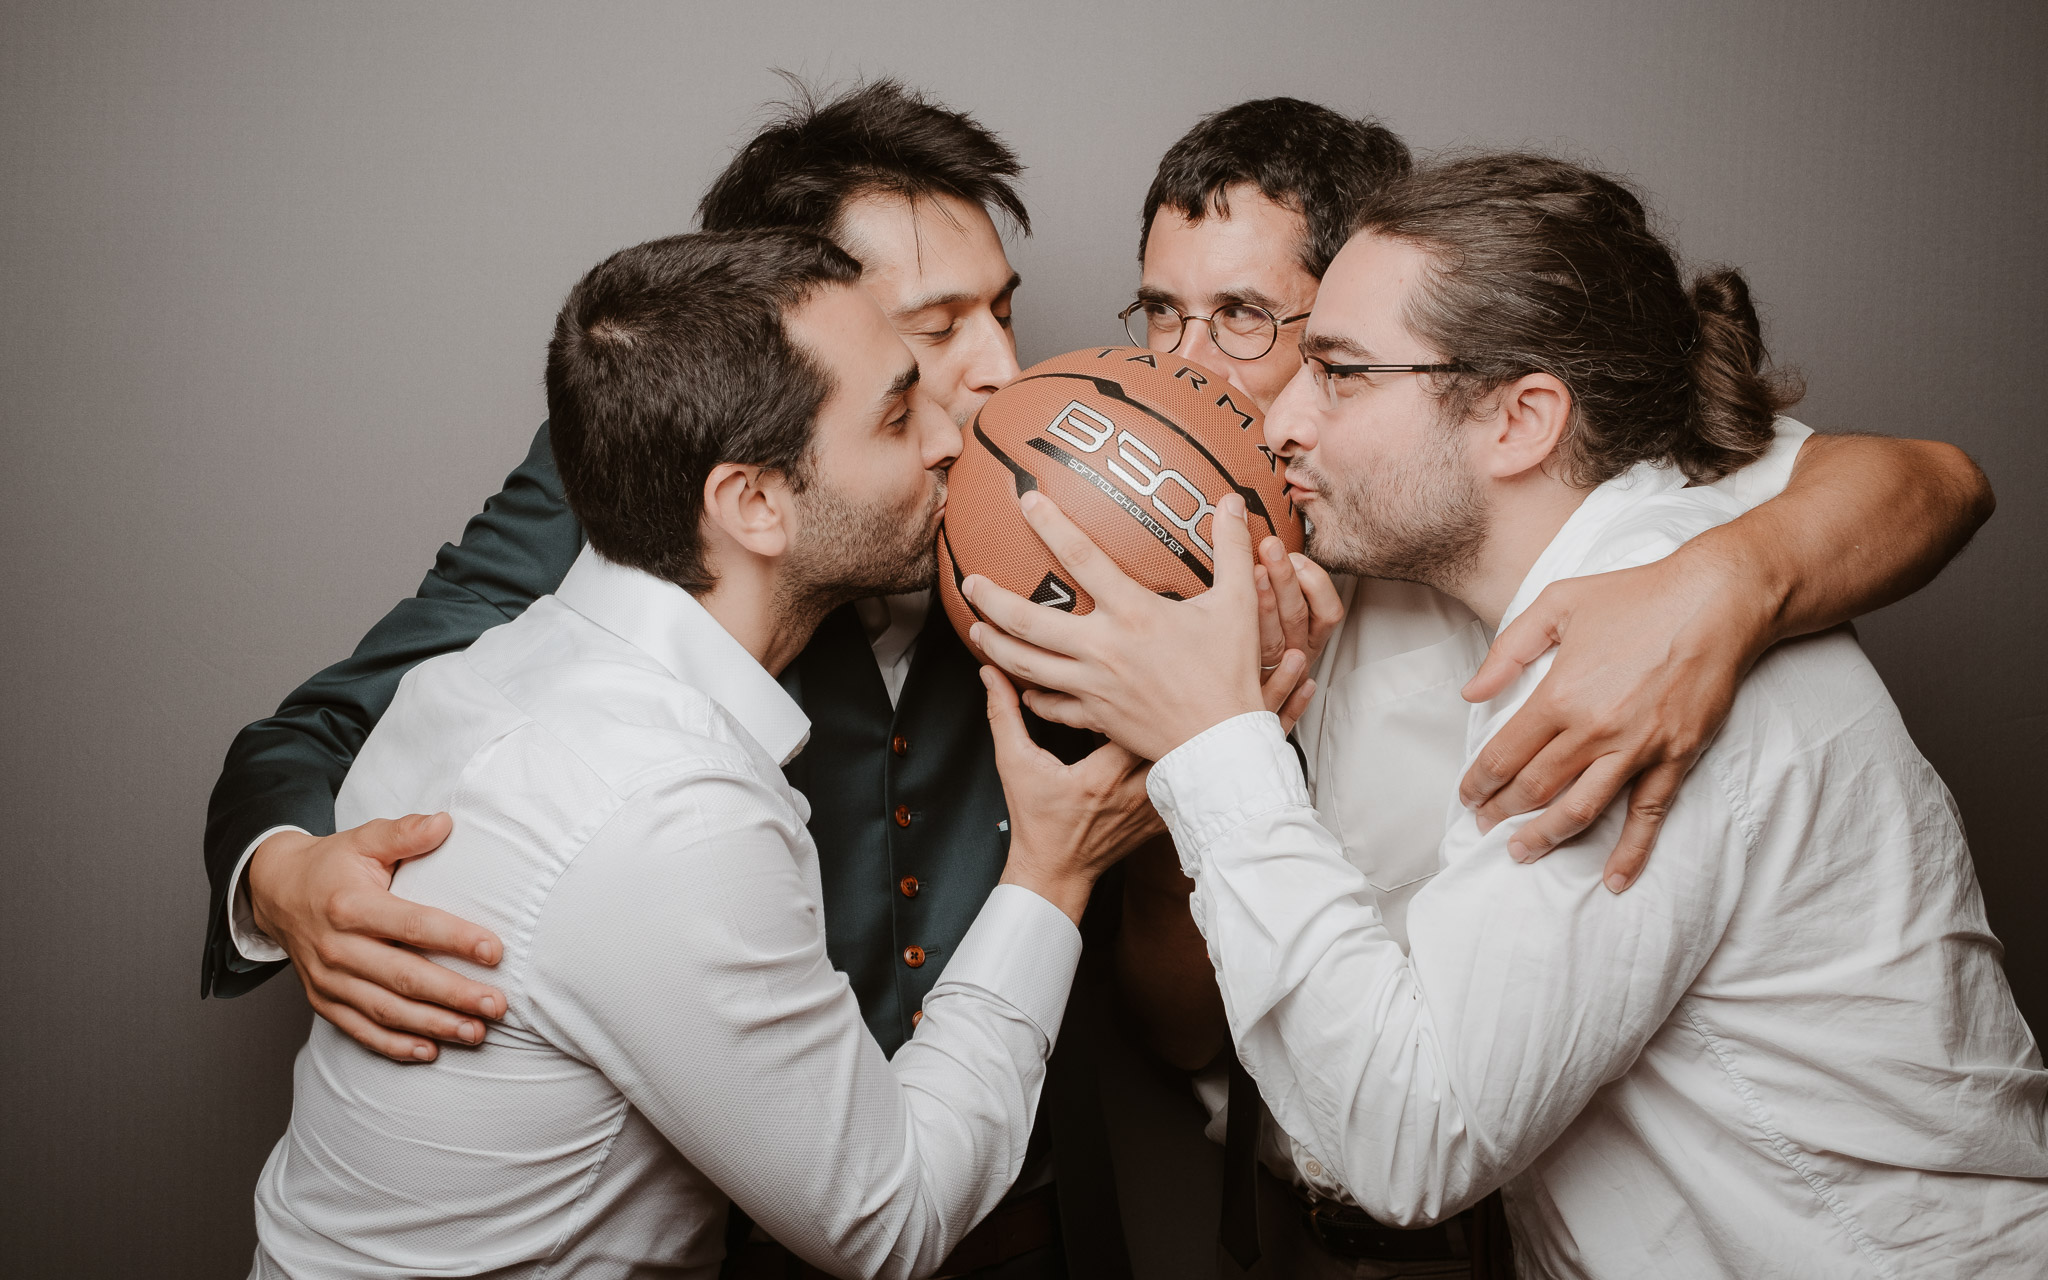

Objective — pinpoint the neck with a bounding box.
[689,554,829,677]
[1453,470,1594,628]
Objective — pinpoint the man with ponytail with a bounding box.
[962,151,2048,1277]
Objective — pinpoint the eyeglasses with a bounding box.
[1301,352,1466,406]
[1119,299,1312,361]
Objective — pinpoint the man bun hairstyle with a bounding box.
[1355,152,1802,485]
[546,230,862,591]
[697,76,1029,240]
[1141,97,1412,279]
[1687,267,1797,479]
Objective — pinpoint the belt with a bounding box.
[727,1180,1060,1280]
[1291,1183,1517,1277]
[1292,1184,1469,1263]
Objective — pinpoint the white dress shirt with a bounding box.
[1195,419,1813,1179]
[224,590,933,962]
[251,549,1079,1279]
[1151,460,2048,1277]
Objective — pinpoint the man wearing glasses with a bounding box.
[200,85,1991,1277]
[1107,100,1997,1277]
[967,145,2044,1280]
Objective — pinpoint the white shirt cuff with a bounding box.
[224,825,303,964]
[929,883,1084,1049]
[1147,712,1307,875]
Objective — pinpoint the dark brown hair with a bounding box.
[546,230,862,591]
[1141,97,1411,279]
[1355,152,1802,484]
[697,77,1029,241]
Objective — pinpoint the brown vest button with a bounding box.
[911,1010,923,1028]
[899,875,920,898]
[903,945,926,968]
[891,734,909,756]
[893,804,912,828]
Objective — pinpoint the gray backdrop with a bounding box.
[3,2,2042,1275]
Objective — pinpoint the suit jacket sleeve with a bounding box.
[199,422,581,997]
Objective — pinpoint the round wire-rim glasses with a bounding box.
[1118,299,1313,361]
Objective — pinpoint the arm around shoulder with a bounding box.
[1696,426,1993,646]
[201,424,576,1033]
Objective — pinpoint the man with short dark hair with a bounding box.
[1123,98,1409,409]
[966,152,2048,1279]
[252,227,1135,1280]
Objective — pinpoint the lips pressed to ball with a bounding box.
[938,345,1304,663]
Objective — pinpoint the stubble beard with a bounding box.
[1299,424,1488,596]
[777,471,947,621]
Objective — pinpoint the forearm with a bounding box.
[1114,833,1228,1069]
[201,422,579,994]
[1150,728,1494,1221]
[201,591,521,991]
[1688,432,1992,648]
[203,706,369,994]
[540,797,1082,1280]
[1150,713,1731,1224]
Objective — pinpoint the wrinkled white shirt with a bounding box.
[225,591,932,963]
[1195,419,1812,1180]
[1151,461,2048,1278]
[251,548,1081,1279]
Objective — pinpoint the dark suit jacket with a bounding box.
[202,422,1133,1278]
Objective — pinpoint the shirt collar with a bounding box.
[853,589,929,669]
[553,545,812,766]
[1498,461,1690,631]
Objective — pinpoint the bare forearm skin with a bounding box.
[1115,833,1229,1070]
[1684,432,1993,651]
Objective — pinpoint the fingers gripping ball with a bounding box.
[939,347,1305,662]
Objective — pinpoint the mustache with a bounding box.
[1285,459,1329,491]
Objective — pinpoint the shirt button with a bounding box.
[899,875,920,898]
[1305,1159,1324,1177]
[893,804,912,828]
[911,1010,923,1028]
[891,734,910,756]
[903,945,926,968]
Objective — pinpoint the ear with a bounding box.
[701,462,795,561]
[1477,372,1573,480]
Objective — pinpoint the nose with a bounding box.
[920,390,964,471]
[1177,318,1223,368]
[963,313,1021,397]
[1264,361,1319,459]
[1177,322,1263,403]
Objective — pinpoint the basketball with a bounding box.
[938,346,1305,662]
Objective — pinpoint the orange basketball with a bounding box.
[938,346,1304,662]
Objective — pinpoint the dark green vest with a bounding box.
[779,600,1131,1280]
[779,601,1023,1052]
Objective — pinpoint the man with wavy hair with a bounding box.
[967,152,2048,1278]
[1109,98,2000,1279]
